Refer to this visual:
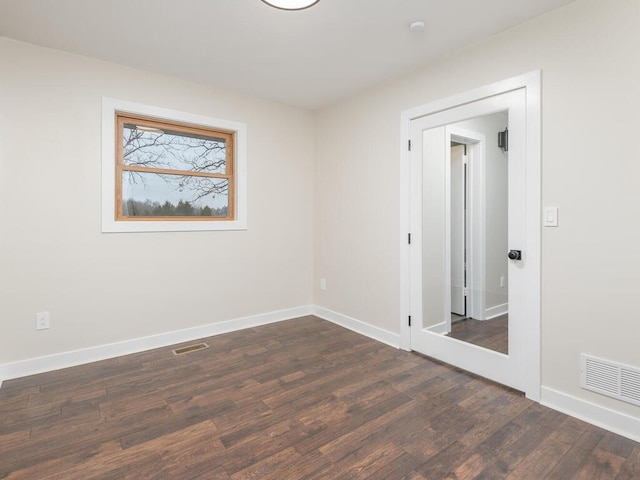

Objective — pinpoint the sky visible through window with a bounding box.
[122,123,229,216]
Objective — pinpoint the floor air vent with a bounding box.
[173,343,209,356]
[581,354,640,407]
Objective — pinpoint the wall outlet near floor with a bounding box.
[36,311,50,330]
[500,276,506,288]
[320,278,327,291]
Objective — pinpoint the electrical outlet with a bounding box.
[500,276,506,288]
[320,278,327,291]
[36,311,50,330]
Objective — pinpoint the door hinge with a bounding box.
[408,233,411,244]
[408,315,412,326]
[463,287,468,297]
[408,139,412,151]
[463,155,468,165]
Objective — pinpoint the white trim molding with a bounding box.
[0,306,399,386]
[0,306,312,383]
[541,386,640,443]
[312,306,400,348]
[426,322,449,335]
[485,303,508,320]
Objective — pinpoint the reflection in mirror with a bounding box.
[422,110,509,354]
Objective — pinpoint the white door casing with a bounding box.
[448,128,487,322]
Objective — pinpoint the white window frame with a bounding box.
[102,97,247,232]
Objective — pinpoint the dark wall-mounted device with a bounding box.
[498,127,508,152]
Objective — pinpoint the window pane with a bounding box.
[122,123,227,174]
[122,171,229,217]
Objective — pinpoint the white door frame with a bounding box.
[399,71,541,401]
[448,128,487,324]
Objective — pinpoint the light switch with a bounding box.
[543,207,558,227]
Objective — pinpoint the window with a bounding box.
[116,113,235,221]
[102,98,247,232]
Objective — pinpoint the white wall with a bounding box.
[0,38,315,364]
[314,0,640,420]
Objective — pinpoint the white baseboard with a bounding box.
[312,306,400,348]
[541,386,640,443]
[3,306,640,446]
[0,305,313,383]
[426,321,449,334]
[485,303,508,320]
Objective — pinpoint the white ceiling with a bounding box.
[0,0,575,109]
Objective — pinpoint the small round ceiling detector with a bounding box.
[410,21,426,32]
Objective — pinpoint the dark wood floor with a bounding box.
[1,316,638,479]
[448,314,509,354]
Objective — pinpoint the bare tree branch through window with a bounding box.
[115,113,235,220]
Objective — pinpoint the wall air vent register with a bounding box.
[581,354,640,407]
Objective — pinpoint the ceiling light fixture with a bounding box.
[261,0,320,11]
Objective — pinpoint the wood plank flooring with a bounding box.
[448,315,509,354]
[1,316,638,479]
